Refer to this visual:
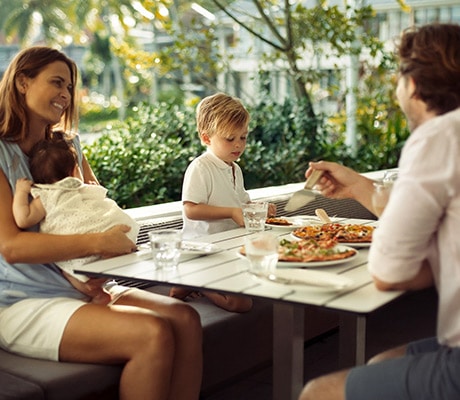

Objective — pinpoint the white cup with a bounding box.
[242,202,268,232]
[149,229,182,270]
[245,232,279,275]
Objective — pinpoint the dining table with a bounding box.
[75,217,405,400]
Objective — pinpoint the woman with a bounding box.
[0,46,202,400]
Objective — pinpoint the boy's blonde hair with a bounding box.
[196,93,250,140]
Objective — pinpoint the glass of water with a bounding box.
[149,229,182,270]
[242,202,268,232]
[245,232,279,276]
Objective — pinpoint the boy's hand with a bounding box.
[267,203,277,218]
[232,207,245,227]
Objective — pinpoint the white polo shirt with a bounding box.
[182,150,250,239]
[368,107,460,347]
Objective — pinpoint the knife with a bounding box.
[284,170,323,212]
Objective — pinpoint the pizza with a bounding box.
[266,217,292,226]
[240,238,357,263]
[277,238,357,263]
[292,223,374,243]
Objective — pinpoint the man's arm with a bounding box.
[372,260,434,291]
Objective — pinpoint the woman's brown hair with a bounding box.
[398,23,460,115]
[0,46,78,142]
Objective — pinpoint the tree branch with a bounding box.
[211,0,286,52]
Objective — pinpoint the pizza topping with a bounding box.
[292,223,374,243]
[266,217,292,226]
[278,238,356,262]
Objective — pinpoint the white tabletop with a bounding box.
[75,217,404,400]
[76,218,402,315]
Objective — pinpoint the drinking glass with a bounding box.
[149,229,182,270]
[372,171,398,217]
[242,202,268,232]
[245,232,279,275]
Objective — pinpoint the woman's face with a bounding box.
[19,61,72,135]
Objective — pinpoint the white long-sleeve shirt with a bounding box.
[369,107,460,347]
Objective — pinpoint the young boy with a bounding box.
[172,93,275,312]
[13,138,139,303]
[182,92,276,238]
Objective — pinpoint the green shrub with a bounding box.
[83,96,408,209]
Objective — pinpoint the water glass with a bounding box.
[242,202,268,232]
[245,232,279,275]
[149,230,182,270]
[372,171,398,217]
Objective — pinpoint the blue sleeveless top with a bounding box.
[0,136,87,306]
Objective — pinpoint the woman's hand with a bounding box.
[96,225,138,259]
[63,272,112,305]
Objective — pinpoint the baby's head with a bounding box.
[196,93,250,143]
[29,139,79,184]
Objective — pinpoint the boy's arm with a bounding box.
[12,179,46,228]
[184,201,245,226]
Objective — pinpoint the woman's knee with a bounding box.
[132,314,176,355]
[170,301,201,327]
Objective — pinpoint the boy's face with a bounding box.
[202,125,248,164]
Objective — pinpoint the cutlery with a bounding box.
[315,208,332,223]
[284,170,323,212]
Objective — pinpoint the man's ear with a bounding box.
[15,73,28,94]
[407,76,417,99]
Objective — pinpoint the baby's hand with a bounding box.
[15,178,33,194]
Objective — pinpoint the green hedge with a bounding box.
[83,98,409,209]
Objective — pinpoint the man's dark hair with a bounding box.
[398,23,460,115]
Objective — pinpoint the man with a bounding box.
[299,23,460,400]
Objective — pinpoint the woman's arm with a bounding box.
[0,171,136,265]
[81,154,99,185]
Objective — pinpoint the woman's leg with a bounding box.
[113,288,203,400]
[59,289,202,400]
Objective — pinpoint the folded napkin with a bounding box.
[259,268,353,289]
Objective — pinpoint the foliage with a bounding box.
[84,87,408,209]
[83,102,201,208]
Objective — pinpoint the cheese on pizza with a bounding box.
[292,223,374,243]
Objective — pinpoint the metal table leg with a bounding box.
[273,302,305,400]
[339,314,367,367]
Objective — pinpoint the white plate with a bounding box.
[277,245,358,268]
[265,217,312,230]
[340,242,371,248]
[138,241,221,255]
[180,241,221,255]
[253,268,353,290]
